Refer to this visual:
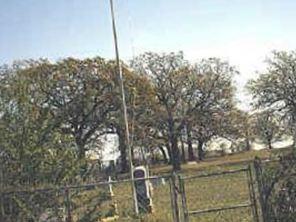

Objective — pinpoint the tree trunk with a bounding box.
[76,139,86,160]
[245,137,251,151]
[293,123,296,147]
[159,146,168,163]
[180,135,186,163]
[150,150,156,163]
[187,125,195,161]
[76,138,88,177]
[268,139,272,149]
[131,146,135,162]
[197,139,204,161]
[166,142,172,164]
[167,116,181,171]
[118,129,129,173]
[171,135,181,171]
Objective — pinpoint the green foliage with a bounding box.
[258,151,296,221]
[132,52,238,165]
[0,61,92,221]
[254,111,282,149]
[0,53,244,221]
[248,50,296,146]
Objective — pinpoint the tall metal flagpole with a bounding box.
[109,0,139,215]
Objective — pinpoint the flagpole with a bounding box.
[109,0,139,215]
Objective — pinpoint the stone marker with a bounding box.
[133,166,153,213]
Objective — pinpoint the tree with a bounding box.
[0,59,133,221]
[105,66,156,172]
[227,110,256,152]
[132,52,191,170]
[36,57,121,160]
[0,61,81,187]
[132,53,237,168]
[185,58,237,160]
[254,111,282,149]
[248,50,296,146]
[0,58,125,179]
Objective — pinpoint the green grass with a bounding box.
[151,147,290,175]
[104,148,291,221]
[181,171,253,222]
[6,148,289,221]
[111,170,254,222]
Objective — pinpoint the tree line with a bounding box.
[1,50,295,185]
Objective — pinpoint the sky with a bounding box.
[1,0,296,109]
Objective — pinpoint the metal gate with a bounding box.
[177,166,259,222]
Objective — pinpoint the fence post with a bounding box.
[253,158,267,222]
[247,164,259,222]
[0,167,4,219]
[65,188,72,222]
[170,172,180,222]
[178,175,189,222]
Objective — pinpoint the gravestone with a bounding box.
[133,166,153,213]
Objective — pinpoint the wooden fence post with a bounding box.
[179,175,189,222]
[65,188,72,222]
[247,164,259,222]
[253,158,267,222]
[170,172,180,222]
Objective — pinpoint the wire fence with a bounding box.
[0,175,174,222]
[1,157,295,222]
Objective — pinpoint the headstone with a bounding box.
[133,166,153,213]
[151,177,166,187]
[108,176,114,197]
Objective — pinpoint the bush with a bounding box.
[257,149,296,221]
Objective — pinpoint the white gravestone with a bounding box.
[133,166,153,213]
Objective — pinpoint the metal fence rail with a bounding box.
[0,175,175,222]
[4,159,287,222]
[178,166,259,222]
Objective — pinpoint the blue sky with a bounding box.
[1,0,296,108]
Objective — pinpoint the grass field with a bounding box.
[110,167,253,222]
[4,148,289,221]
[99,148,289,222]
